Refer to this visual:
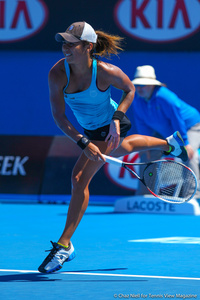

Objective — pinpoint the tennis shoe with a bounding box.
[38,241,76,273]
[164,131,188,162]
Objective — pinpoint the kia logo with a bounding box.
[114,0,200,43]
[0,0,49,43]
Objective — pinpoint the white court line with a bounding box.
[0,269,200,281]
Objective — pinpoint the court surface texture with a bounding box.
[0,199,200,300]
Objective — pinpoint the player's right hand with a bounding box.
[83,143,105,162]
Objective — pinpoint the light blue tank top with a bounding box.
[63,59,118,130]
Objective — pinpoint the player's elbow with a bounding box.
[52,112,65,130]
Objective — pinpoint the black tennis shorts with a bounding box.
[83,114,132,141]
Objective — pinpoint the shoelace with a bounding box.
[45,241,60,257]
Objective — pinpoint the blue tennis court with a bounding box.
[1,199,200,299]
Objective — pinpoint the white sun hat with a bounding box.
[132,65,163,86]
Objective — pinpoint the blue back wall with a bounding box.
[1,51,200,136]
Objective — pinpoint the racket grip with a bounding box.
[102,155,123,166]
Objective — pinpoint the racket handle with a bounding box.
[102,154,123,166]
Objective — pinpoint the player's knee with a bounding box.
[124,139,135,153]
[71,173,79,189]
[71,172,86,193]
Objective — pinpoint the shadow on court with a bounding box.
[69,267,128,272]
[0,273,60,282]
[0,272,147,283]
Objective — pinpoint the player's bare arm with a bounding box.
[97,61,135,149]
[97,61,135,113]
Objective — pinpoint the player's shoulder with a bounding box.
[97,60,123,79]
[97,60,120,71]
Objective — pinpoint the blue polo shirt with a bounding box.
[132,86,200,145]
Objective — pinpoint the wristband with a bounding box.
[77,136,91,150]
[112,110,125,121]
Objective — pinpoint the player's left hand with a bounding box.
[105,120,120,150]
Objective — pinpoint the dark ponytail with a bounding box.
[92,31,124,59]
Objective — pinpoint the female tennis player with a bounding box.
[38,21,187,273]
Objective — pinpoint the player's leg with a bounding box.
[112,134,169,156]
[58,146,106,246]
[113,132,188,161]
[38,140,109,273]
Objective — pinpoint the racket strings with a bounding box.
[143,161,196,203]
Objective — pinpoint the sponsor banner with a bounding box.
[0,135,199,203]
[114,0,200,43]
[0,0,200,51]
[41,138,183,197]
[0,135,53,195]
[0,135,138,198]
[41,136,135,196]
[0,0,48,43]
[41,156,136,196]
[114,195,200,215]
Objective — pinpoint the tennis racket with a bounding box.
[103,154,197,204]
